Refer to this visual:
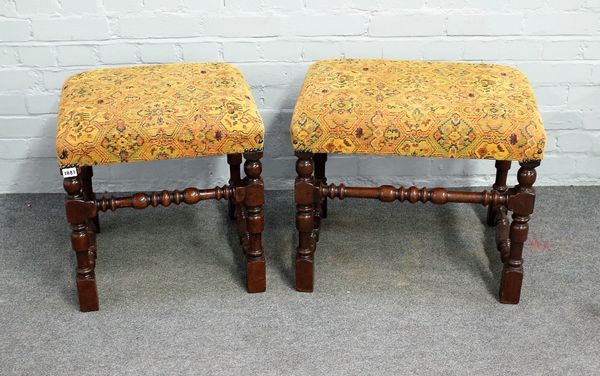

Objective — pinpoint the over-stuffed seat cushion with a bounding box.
[56,63,264,167]
[290,59,545,162]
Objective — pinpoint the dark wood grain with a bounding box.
[320,183,508,206]
[314,153,328,219]
[62,153,266,311]
[80,166,100,233]
[487,160,512,227]
[64,171,99,312]
[242,151,266,293]
[296,152,542,304]
[294,152,317,292]
[495,208,511,263]
[500,160,540,304]
[227,153,242,220]
[96,186,234,212]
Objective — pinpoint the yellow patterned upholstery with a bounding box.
[56,63,264,167]
[291,59,545,162]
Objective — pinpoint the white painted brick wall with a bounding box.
[57,45,98,66]
[1,0,599,193]
[139,43,177,63]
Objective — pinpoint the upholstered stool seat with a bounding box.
[57,63,264,167]
[291,59,545,162]
[57,63,266,312]
[291,59,545,304]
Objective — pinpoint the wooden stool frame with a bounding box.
[294,152,540,304]
[63,151,265,312]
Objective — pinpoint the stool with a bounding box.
[290,59,546,303]
[56,63,266,311]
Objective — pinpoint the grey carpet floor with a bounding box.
[0,187,599,375]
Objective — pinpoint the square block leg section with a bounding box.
[246,258,266,293]
[295,258,314,293]
[76,278,100,312]
[499,268,523,304]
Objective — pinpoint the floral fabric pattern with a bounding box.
[290,59,545,162]
[56,63,264,167]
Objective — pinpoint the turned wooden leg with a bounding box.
[499,160,540,304]
[80,166,99,262]
[295,152,316,292]
[242,151,266,293]
[227,153,242,220]
[495,209,511,263]
[487,160,511,227]
[314,153,328,219]
[80,166,100,233]
[64,171,99,312]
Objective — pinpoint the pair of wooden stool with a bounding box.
[56,60,545,311]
